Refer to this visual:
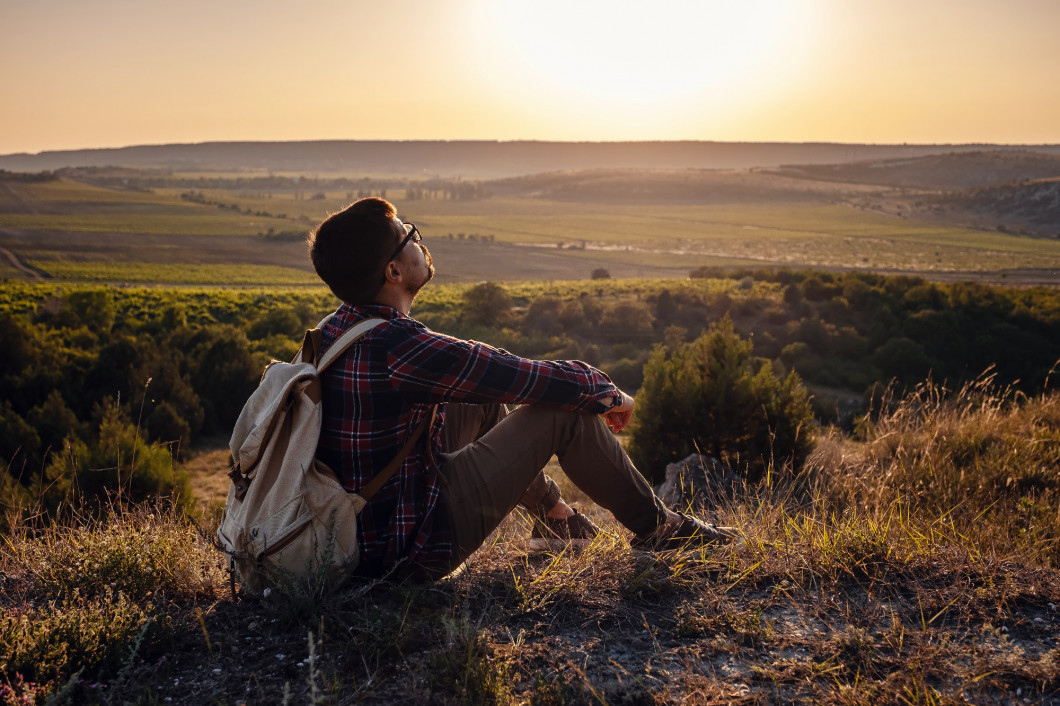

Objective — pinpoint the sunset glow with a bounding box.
[0,0,1058,154]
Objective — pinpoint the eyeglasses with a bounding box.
[389,222,421,261]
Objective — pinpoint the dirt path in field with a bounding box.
[0,244,44,280]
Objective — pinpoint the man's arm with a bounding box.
[385,322,621,414]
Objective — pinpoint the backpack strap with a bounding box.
[359,404,439,502]
[310,317,386,372]
[310,314,438,501]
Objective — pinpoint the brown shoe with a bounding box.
[529,509,600,551]
[633,512,738,551]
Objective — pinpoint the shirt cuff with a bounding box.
[598,391,622,412]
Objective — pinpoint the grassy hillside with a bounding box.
[773,150,1060,190]
[7,140,1057,177]
[2,378,1058,704]
[925,178,1060,238]
[1,267,1059,702]
[3,149,1059,702]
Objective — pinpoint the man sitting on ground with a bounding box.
[308,197,734,581]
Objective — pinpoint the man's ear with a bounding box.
[382,259,402,284]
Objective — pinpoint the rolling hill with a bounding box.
[3,140,1059,178]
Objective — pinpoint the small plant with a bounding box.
[429,616,512,704]
[13,502,223,602]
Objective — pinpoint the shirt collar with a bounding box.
[339,302,407,322]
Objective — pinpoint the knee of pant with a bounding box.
[520,405,585,430]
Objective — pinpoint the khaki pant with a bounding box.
[434,403,668,579]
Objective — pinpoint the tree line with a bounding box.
[1,270,1057,512]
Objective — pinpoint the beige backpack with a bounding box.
[217,317,431,596]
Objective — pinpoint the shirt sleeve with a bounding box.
[383,320,620,413]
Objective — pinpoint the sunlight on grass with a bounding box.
[26,261,321,285]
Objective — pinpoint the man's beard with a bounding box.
[407,246,435,298]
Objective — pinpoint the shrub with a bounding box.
[64,289,116,332]
[872,336,933,383]
[628,317,815,482]
[525,295,563,336]
[246,307,302,340]
[462,282,512,327]
[42,402,192,512]
[600,301,653,334]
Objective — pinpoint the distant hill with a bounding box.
[486,168,879,204]
[3,140,1059,178]
[771,151,1060,237]
[923,178,1060,237]
[774,150,1060,190]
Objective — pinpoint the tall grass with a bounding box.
[807,372,1060,567]
[0,502,227,703]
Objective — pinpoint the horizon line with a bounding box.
[6,137,1060,159]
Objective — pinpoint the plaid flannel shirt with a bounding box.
[316,303,621,578]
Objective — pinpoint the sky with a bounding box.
[1,0,1058,154]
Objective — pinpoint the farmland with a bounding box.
[3,159,1060,286]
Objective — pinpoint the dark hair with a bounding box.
[307,198,399,304]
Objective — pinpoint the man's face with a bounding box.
[391,217,434,296]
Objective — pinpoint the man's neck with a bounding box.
[372,286,413,315]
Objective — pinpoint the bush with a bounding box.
[43,402,192,512]
[462,282,512,327]
[525,295,563,336]
[872,336,933,383]
[628,317,815,482]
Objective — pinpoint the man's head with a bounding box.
[307,197,433,305]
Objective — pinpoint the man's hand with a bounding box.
[603,390,635,433]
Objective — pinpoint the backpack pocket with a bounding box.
[246,494,313,559]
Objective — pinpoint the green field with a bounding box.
[3,174,1060,285]
[23,261,322,285]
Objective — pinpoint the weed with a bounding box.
[428,616,513,704]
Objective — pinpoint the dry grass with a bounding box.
[809,372,1060,567]
[2,385,1060,703]
[0,502,227,703]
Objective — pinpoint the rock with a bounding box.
[654,453,740,510]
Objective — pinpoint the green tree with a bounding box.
[65,289,116,332]
[27,389,81,458]
[557,300,586,332]
[601,301,653,334]
[0,401,41,483]
[43,402,191,511]
[462,282,512,327]
[0,314,31,376]
[525,295,563,336]
[247,307,302,340]
[628,317,815,482]
[189,327,260,432]
[872,336,933,383]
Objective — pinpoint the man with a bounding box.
[308,197,733,581]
